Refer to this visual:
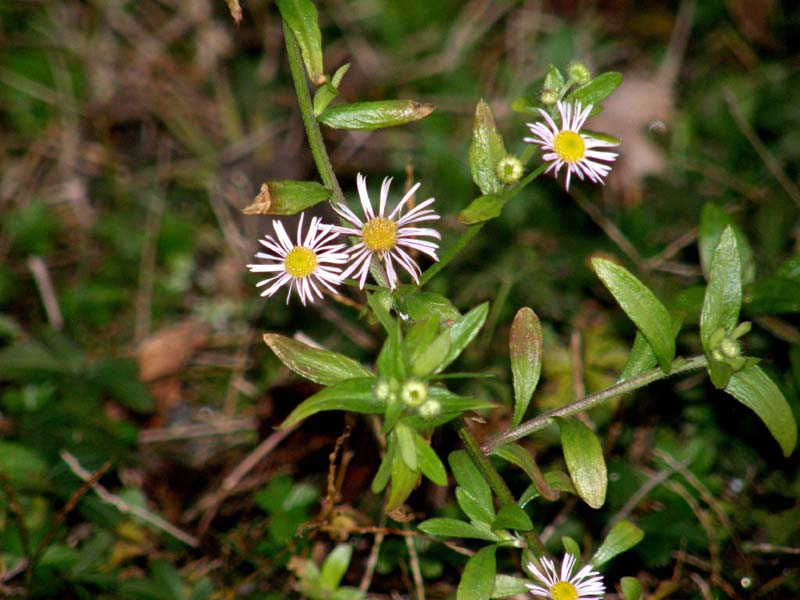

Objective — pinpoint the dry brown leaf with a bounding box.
[137,319,208,382]
[242,183,271,215]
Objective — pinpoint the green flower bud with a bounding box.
[374,379,391,401]
[568,61,591,85]
[496,156,524,184]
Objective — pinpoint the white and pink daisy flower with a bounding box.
[333,174,440,289]
[526,553,606,600]
[525,100,619,190]
[247,214,348,305]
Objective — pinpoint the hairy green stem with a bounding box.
[482,355,709,453]
[284,24,345,206]
[456,419,547,557]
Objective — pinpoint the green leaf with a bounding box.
[619,316,683,383]
[491,575,531,598]
[699,203,755,284]
[519,471,576,507]
[403,387,495,429]
[620,577,643,600]
[724,365,797,457]
[415,433,447,486]
[418,518,499,542]
[242,180,331,215]
[277,0,325,84]
[438,302,490,373]
[313,82,339,117]
[331,63,350,87]
[151,559,185,599]
[319,100,435,130]
[371,435,397,494]
[449,450,493,513]
[411,332,451,378]
[0,441,48,488]
[456,487,495,525]
[395,423,417,471]
[469,100,506,195]
[558,418,607,509]
[280,377,381,429]
[566,72,623,106]
[491,504,533,531]
[510,97,538,115]
[591,520,644,566]
[491,443,555,501]
[561,536,581,559]
[367,289,395,332]
[264,334,372,385]
[385,455,419,511]
[319,544,352,591]
[377,324,406,381]
[459,194,505,225]
[509,307,543,427]
[458,545,497,600]
[0,341,70,380]
[90,358,154,413]
[543,64,565,93]
[403,292,461,325]
[700,227,741,351]
[592,258,675,372]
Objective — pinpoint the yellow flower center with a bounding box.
[362,217,397,252]
[284,246,317,278]
[550,581,579,600]
[553,130,585,163]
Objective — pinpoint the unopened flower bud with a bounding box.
[374,379,391,401]
[496,156,524,184]
[720,337,741,360]
[418,399,441,419]
[568,61,591,85]
[401,379,428,407]
[539,89,558,105]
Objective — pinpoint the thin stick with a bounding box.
[359,515,386,593]
[60,450,198,547]
[27,256,63,331]
[724,87,800,209]
[405,523,425,600]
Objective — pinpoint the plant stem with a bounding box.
[456,419,547,557]
[284,24,345,206]
[482,355,708,453]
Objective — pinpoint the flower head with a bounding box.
[334,174,440,289]
[247,214,348,305]
[525,100,619,190]
[526,554,605,600]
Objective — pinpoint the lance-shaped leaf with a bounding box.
[618,315,683,383]
[280,377,380,429]
[318,544,352,591]
[491,575,531,599]
[491,443,556,501]
[558,418,607,509]
[459,194,505,225]
[264,334,371,385]
[449,450,493,514]
[385,453,419,511]
[699,203,755,283]
[620,577,643,600]
[403,292,461,325]
[491,504,533,531]
[377,324,407,381]
[319,100,434,130]
[371,434,396,493]
[456,487,494,525]
[509,307,543,426]
[415,433,447,486]
[242,180,331,215]
[700,227,742,351]
[725,364,797,457]
[566,72,623,106]
[469,100,506,195]
[592,258,675,372]
[458,546,497,600]
[395,423,417,471]
[418,518,499,542]
[746,253,800,315]
[277,0,325,85]
[591,520,644,566]
[312,63,350,116]
[439,302,490,372]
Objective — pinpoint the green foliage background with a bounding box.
[0,0,798,597]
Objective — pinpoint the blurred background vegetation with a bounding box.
[0,0,799,597]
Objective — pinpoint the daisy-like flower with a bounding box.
[247,214,348,305]
[525,100,619,190]
[526,554,605,600]
[333,173,440,290]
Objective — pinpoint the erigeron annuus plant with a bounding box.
[243,1,798,598]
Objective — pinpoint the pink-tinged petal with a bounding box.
[379,177,393,216]
[273,220,294,252]
[356,173,375,220]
